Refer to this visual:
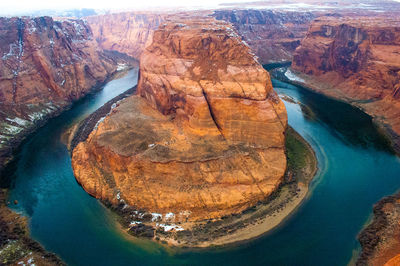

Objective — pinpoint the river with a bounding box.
[5,68,400,265]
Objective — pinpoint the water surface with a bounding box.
[6,70,400,265]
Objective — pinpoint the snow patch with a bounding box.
[151,213,162,222]
[285,69,305,83]
[5,117,31,127]
[117,63,128,71]
[156,223,184,232]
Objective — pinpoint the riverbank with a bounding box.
[266,64,400,265]
[0,67,137,266]
[0,64,136,178]
[0,189,64,265]
[357,193,400,266]
[268,66,400,155]
[98,126,317,248]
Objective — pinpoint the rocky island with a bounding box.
[71,18,316,246]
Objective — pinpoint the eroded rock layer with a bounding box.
[87,12,166,59]
[72,18,287,222]
[291,16,400,152]
[0,16,117,169]
[213,10,315,64]
[357,193,400,266]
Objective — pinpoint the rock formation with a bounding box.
[0,16,118,170]
[213,10,315,64]
[291,16,400,152]
[357,193,400,266]
[87,12,166,59]
[72,18,287,223]
[86,10,315,65]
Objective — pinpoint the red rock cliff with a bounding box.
[87,12,166,59]
[0,16,117,169]
[213,10,316,64]
[72,18,287,223]
[291,16,400,151]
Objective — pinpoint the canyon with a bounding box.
[87,12,167,59]
[1,1,400,264]
[86,10,316,64]
[291,16,400,153]
[71,17,288,238]
[286,15,400,265]
[212,10,315,64]
[0,16,123,172]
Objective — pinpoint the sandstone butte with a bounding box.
[86,10,315,64]
[72,18,288,223]
[291,16,400,152]
[0,16,118,170]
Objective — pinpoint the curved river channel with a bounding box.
[5,68,400,265]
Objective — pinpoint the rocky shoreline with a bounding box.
[0,190,64,265]
[0,68,134,178]
[0,69,135,265]
[267,64,400,265]
[357,193,400,265]
[94,126,317,248]
[269,66,400,155]
[69,85,137,151]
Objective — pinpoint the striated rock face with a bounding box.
[357,193,400,266]
[87,12,166,59]
[72,18,287,222]
[0,16,117,169]
[86,10,314,65]
[213,10,315,64]
[291,16,400,152]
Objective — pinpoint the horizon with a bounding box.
[2,0,400,16]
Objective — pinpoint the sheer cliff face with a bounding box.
[292,17,400,151]
[0,16,116,167]
[72,19,287,222]
[213,10,315,64]
[86,10,314,64]
[87,12,166,59]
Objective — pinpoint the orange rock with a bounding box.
[292,16,400,152]
[72,18,287,222]
[87,12,167,60]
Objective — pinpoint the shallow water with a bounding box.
[6,70,400,265]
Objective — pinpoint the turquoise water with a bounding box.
[5,70,400,265]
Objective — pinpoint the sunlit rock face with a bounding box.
[292,16,400,152]
[212,9,315,64]
[87,12,166,59]
[0,16,117,169]
[72,18,287,222]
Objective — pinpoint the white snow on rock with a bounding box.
[151,213,162,222]
[285,69,305,83]
[5,117,31,127]
[117,63,128,71]
[156,223,184,232]
[165,212,175,220]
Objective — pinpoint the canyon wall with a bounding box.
[86,12,166,59]
[213,10,316,64]
[86,10,315,64]
[0,16,118,170]
[72,18,287,223]
[291,16,400,152]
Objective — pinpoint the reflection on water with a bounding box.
[273,79,394,152]
[4,69,400,265]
